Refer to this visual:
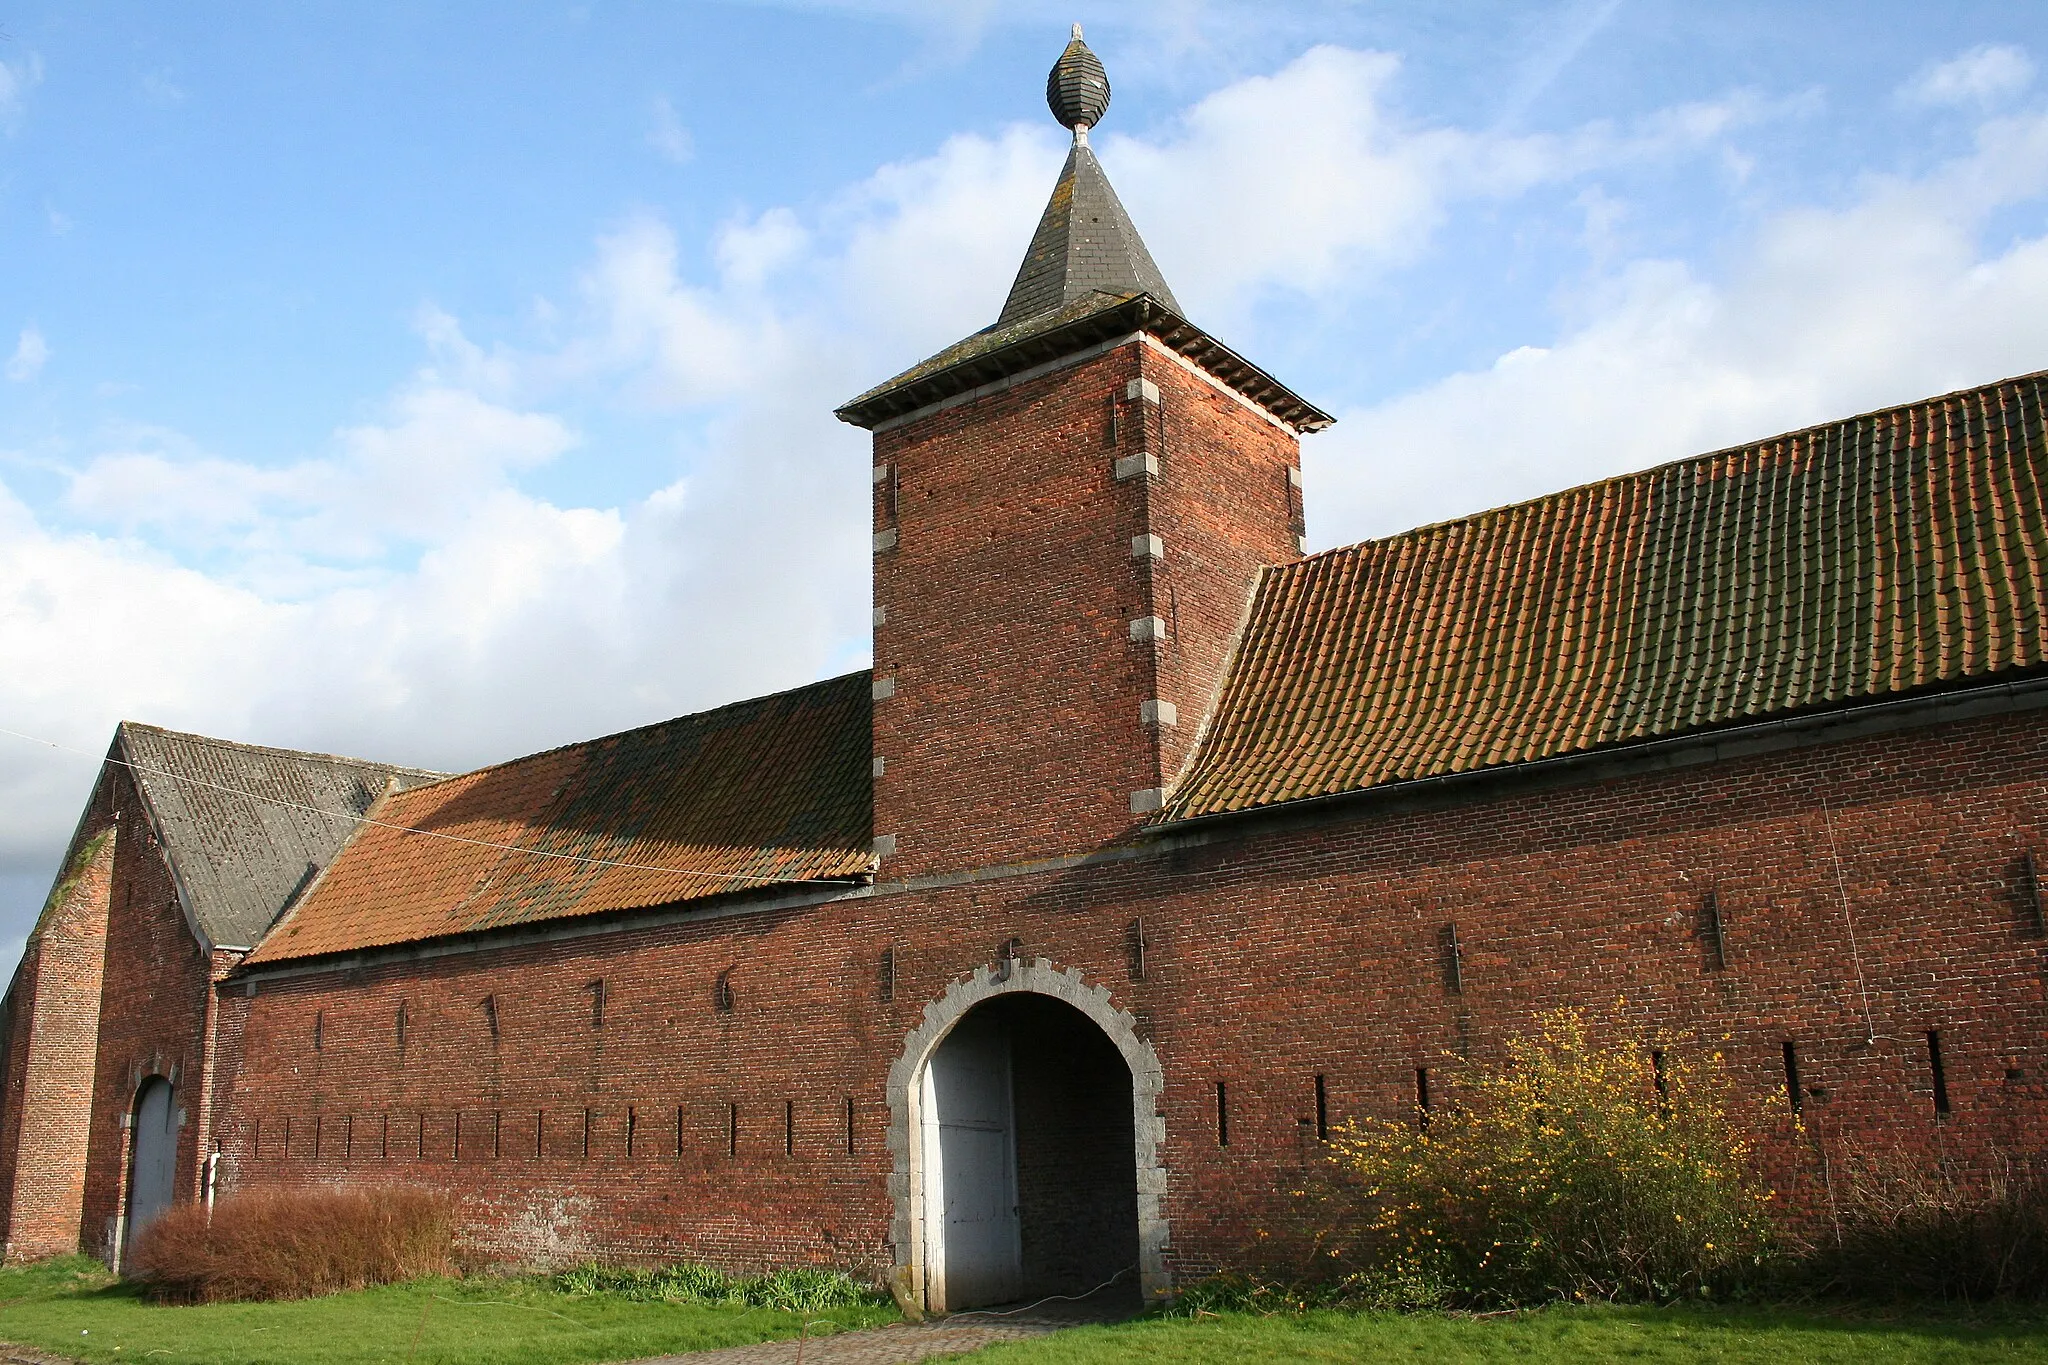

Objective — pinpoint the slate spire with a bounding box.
[995,25,1181,328]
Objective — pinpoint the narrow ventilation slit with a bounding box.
[879,947,895,1003]
[1439,924,1463,994]
[1416,1068,1432,1129]
[1215,1081,1229,1147]
[587,978,606,1028]
[381,1113,390,1160]
[582,1108,592,1161]
[844,1095,856,1155]
[313,1010,324,1051]
[1782,1042,1803,1112]
[728,1103,739,1158]
[627,1106,638,1158]
[535,1109,545,1159]
[1700,888,1728,970]
[1314,1073,1329,1142]
[1128,918,1147,981]
[451,1112,460,1162]
[676,1105,685,1158]
[1928,1030,1953,1115]
[492,1110,502,1159]
[2023,854,2045,935]
[784,1100,795,1156]
[415,1112,425,1160]
[1651,1049,1670,1114]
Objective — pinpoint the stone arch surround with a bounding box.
[886,958,1170,1307]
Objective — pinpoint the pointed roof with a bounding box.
[995,138,1180,327]
[838,26,1330,434]
[113,723,445,949]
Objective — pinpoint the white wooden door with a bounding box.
[126,1078,176,1255]
[922,1016,1021,1310]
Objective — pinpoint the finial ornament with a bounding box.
[1046,23,1111,136]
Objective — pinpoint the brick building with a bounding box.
[6,29,2048,1311]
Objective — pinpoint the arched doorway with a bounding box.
[921,993,1141,1311]
[125,1077,177,1258]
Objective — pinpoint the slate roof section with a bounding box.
[835,292,1334,433]
[1160,369,2048,823]
[244,672,875,964]
[117,724,445,950]
[995,139,1180,327]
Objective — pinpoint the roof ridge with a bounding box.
[1291,366,2048,572]
[115,720,445,778]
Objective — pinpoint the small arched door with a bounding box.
[125,1078,177,1257]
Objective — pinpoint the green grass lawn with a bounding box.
[973,1302,2048,1364]
[11,1258,2048,1365]
[0,1257,896,1364]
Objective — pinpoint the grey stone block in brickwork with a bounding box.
[872,675,896,700]
[1113,453,1159,482]
[1141,699,1178,727]
[1126,378,1160,404]
[1128,615,1165,643]
[1128,788,1165,814]
[873,528,898,553]
[871,834,897,857]
[873,605,888,627]
[872,464,891,485]
[872,755,887,778]
[1131,533,1163,560]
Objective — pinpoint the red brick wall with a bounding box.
[210,704,2048,1282]
[79,771,216,1261]
[0,805,115,1261]
[870,341,1299,878]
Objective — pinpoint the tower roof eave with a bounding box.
[834,291,1335,433]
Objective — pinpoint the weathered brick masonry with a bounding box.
[78,767,218,1262]
[213,695,2048,1283]
[0,810,114,1261]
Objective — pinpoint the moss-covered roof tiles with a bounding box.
[245,673,874,963]
[1161,369,2048,823]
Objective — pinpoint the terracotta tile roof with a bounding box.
[245,673,873,963]
[1160,369,2048,824]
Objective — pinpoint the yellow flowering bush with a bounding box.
[1321,1009,1775,1305]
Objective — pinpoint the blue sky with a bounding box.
[5,0,2048,959]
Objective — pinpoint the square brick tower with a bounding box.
[837,26,1333,881]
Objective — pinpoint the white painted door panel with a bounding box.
[923,1016,1021,1310]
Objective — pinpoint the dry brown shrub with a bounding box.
[130,1186,456,1302]
[1805,1146,2048,1301]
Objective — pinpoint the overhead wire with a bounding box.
[0,723,864,889]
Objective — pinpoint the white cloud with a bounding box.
[5,326,48,382]
[647,94,694,164]
[1900,44,2035,110]
[0,52,41,134]
[1106,47,1782,324]
[1308,106,2048,544]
